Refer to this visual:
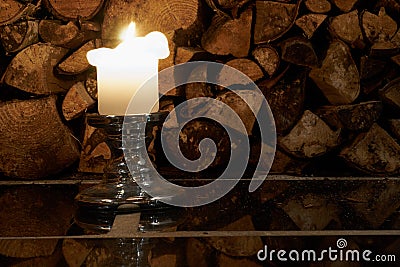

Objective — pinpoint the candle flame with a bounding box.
[120,22,136,41]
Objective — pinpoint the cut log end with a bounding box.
[340,123,400,175]
[0,96,80,179]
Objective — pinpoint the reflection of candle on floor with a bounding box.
[87,23,169,115]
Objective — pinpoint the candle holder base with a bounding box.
[74,112,170,231]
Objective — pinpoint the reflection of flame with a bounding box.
[120,22,136,41]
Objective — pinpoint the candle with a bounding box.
[87,23,169,115]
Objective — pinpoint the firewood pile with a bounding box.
[0,0,400,179]
[1,0,400,265]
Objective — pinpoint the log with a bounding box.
[62,239,93,267]
[295,13,327,39]
[163,119,230,168]
[205,0,251,18]
[149,239,185,267]
[316,101,382,131]
[102,0,202,46]
[280,37,318,68]
[186,238,213,267]
[0,0,39,26]
[44,0,104,20]
[2,43,73,95]
[251,45,280,77]
[214,90,263,135]
[205,215,263,257]
[304,0,331,13]
[309,40,360,105]
[182,186,251,229]
[266,207,304,244]
[254,0,300,44]
[39,20,100,49]
[204,0,230,19]
[85,69,98,100]
[0,20,39,54]
[62,82,96,121]
[216,0,251,10]
[360,56,387,81]
[217,58,264,85]
[78,119,110,173]
[9,247,63,267]
[57,40,98,75]
[343,181,400,228]
[329,10,364,47]
[331,0,358,12]
[0,0,24,25]
[175,47,209,65]
[379,77,400,111]
[340,123,400,175]
[361,8,397,44]
[258,66,306,134]
[217,254,262,267]
[39,20,79,47]
[391,53,400,66]
[375,0,400,19]
[282,193,340,230]
[201,7,251,57]
[389,119,400,140]
[269,149,308,175]
[0,96,80,179]
[185,64,214,100]
[369,29,400,56]
[0,186,75,257]
[279,110,341,158]
[362,64,398,94]
[83,247,113,267]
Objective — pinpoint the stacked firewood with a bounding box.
[2,2,400,266]
[1,0,398,179]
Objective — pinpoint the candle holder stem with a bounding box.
[75,113,168,231]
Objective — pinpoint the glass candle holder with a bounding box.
[75,112,169,231]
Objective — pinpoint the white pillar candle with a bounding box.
[87,23,169,115]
